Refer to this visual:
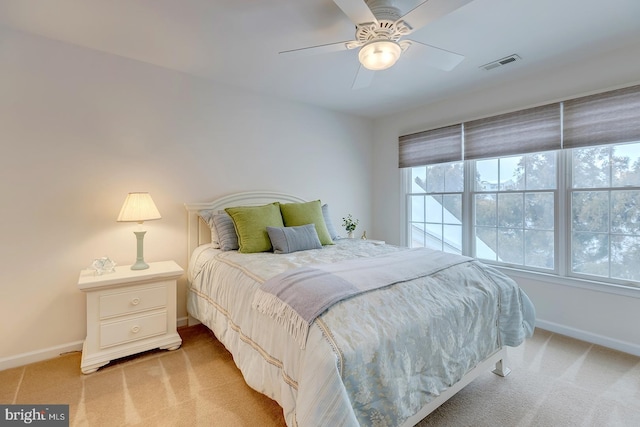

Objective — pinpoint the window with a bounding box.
[400,84,640,290]
[473,152,556,270]
[408,162,463,253]
[406,143,640,287]
[570,142,640,283]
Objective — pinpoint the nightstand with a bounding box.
[78,260,183,374]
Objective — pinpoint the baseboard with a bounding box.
[187,315,201,327]
[535,319,640,357]
[177,316,190,328]
[1,319,192,372]
[0,340,84,372]
[4,319,635,372]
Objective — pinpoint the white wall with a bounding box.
[372,42,640,356]
[0,27,374,368]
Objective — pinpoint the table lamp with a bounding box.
[117,192,161,270]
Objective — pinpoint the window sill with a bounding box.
[494,265,640,299]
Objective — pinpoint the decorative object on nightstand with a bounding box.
[90,256,116,275]
[361,230,367,240]
[342,214,359,239]
[78,260,183,374]
[117,192,161,270]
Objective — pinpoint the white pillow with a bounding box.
[322,204,340,240]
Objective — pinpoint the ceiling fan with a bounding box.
[280,0,473,89]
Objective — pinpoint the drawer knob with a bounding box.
[131,325,141,334]
[131,297,140,306]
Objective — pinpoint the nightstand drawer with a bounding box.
[100,311,167,348]
[99,285,167,319]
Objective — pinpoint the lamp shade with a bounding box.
[117,192,161,223]
[358,40,402,71]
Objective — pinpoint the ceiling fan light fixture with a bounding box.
[358,40,402,71]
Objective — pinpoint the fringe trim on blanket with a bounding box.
[252,288,311,349]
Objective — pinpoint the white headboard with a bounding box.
[184,190,307,262]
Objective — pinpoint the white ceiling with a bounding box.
[1,0,639,118]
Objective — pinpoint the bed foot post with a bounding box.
[492,359,511,377]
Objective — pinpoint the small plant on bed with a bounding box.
[342,214,359,239]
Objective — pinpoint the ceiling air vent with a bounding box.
[480,54,521,71]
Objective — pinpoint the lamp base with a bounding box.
[131,231,150,270]
[130,259,150,270]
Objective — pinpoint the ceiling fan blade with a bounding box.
[398,0,474,33]
[351,64,375,90]
[279,40,352,57]
[333,0,378,25]
[405,40,464,71]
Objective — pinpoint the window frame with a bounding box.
[565,143,640,287]
[402,145,640,295]
[468,152,560,274]
[405,162,465,254]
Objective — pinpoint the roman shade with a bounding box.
[399,84,639,168]
[398,124,462,168]
[563,84,640,148]
[464,103,561,160]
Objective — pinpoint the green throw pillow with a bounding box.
[225,202,284,253]
[279,200,334,245]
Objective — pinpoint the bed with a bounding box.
[185,191,535,427]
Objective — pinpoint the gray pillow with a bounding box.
[322,204,339,240]
[198,209,220,249]
[212,213,239,251]
[266,224,322,254]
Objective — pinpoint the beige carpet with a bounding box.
[1,325,638,426]
[417,329,640,427]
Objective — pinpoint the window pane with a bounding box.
[498,193,523,228]
[498,228,523,264]
[525,152,557,190]
[476,227,497,261]
[427,164,445,193]
[409,161,464,253]
[572,191,609,232]
[425,195,443,223]
[443,225,462,254]
[525,192,554,230]
[525,230,555,269]
[572,146,610,188]
[476,159,499,191]
[410,195,425,222]
[410,223,425,248]
[425,223,443,250]
[611,190,640,234]
[475,194,496,226]
[444,162,464,193]
[443,194,462,224]
[500,156,523,191]
[612,142,640,187]
[411,167,426,193]
[572,232,609,277]
[611,235,640,281]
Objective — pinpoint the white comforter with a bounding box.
[187,239,535,427]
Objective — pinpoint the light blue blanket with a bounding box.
[252,248,473,348]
